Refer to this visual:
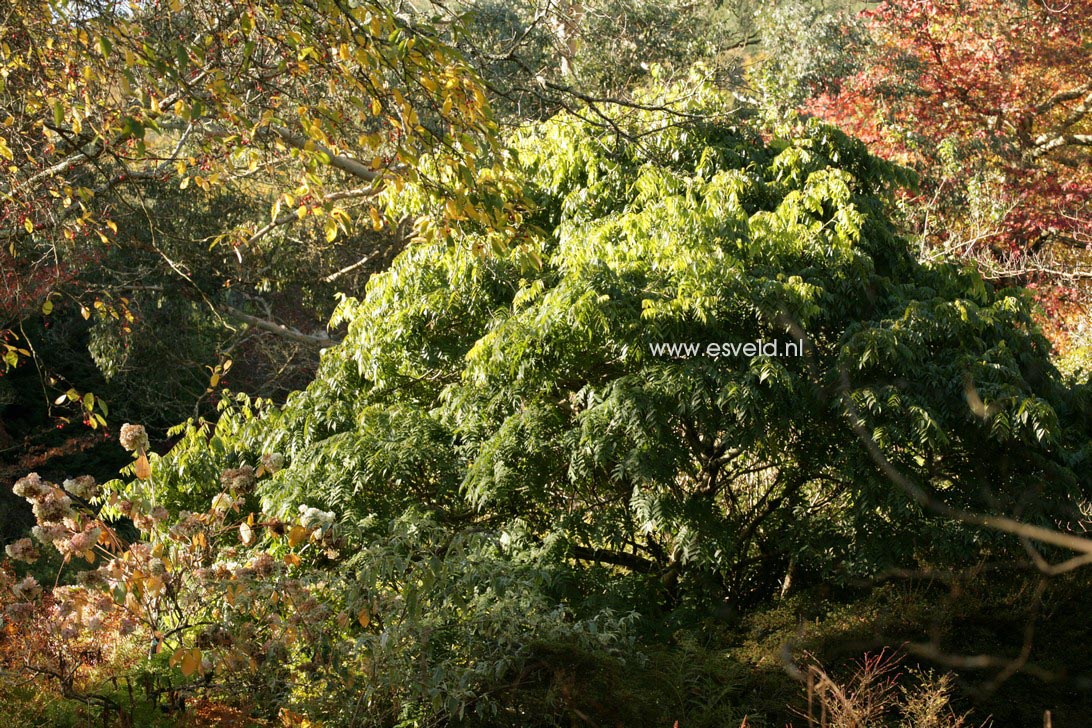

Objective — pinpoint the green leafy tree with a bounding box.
[0,0,521,432]
[150,79,1090,606]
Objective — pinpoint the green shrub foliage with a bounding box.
[107,81,1090,721]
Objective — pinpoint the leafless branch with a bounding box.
[219,304,335,347]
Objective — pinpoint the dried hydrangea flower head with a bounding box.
[220,465,256,492]
[4,537,39,564]
[119,423,149,452]
[32,522,68,546]
[11,576,41,601]
[12,472,51,500]
[260,452,285,473]
[63,475,99,500]
[32,490,75,523]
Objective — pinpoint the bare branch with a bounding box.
[220,305,335,347]
[266,126,393,183]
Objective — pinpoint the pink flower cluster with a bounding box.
[57,525,103,559]
[49,585,117,638]
[12,472,104,562]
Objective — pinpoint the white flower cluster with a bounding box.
[11,471,104,561]
[211,492,241,513]
[32,489,74,523]
[260,452,285,472]
[32,522,68,546]
[298,505,336,534]
[49,585,116,638]
[119,423,149,452]
[14,473,74,525]
[63,475,99,500]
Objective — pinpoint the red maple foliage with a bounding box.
[806,0,1092,263]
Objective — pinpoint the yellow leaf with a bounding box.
[24,219,33,234]
[357,607,370,628]
[42,299,53,315]
[288,525,308,548]
[0,138,12,160]
[134,452,151,479]
[180,647,201,677]
[371,97,382,116]
[169,647,185,668]
[324,218,338,242]
[283,553,301,567]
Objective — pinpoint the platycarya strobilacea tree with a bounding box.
[152,78,1091,593]
[149,77,1091,599]
[14,78,1090,724]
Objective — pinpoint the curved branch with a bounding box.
[220,305,335,347]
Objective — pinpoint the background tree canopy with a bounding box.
[0,0,521,437]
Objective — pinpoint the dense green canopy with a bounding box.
[148,86,1091,613]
